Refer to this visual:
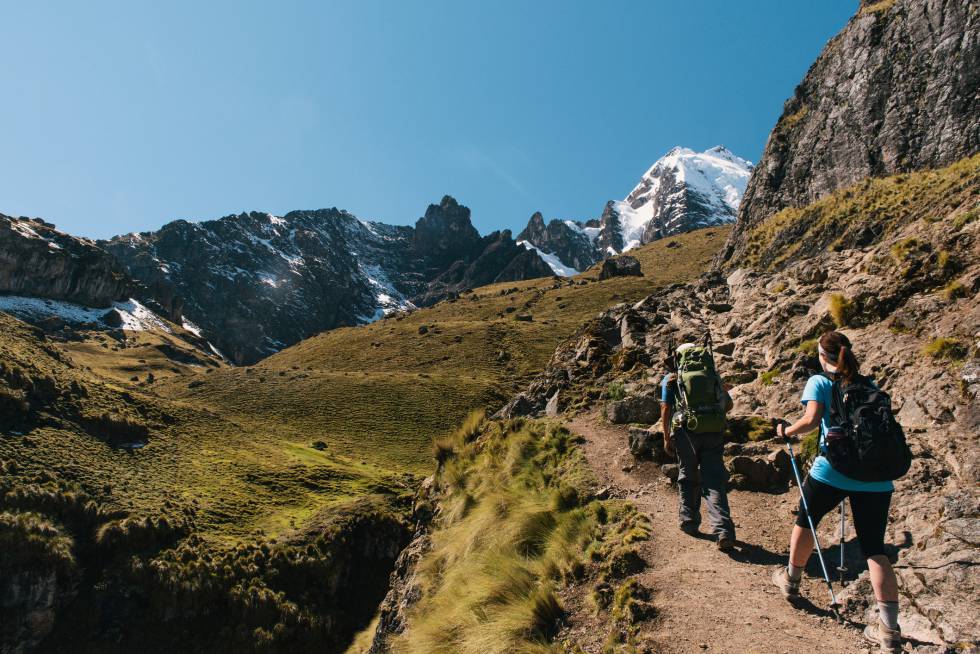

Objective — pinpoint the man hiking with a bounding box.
[661,341,736,551]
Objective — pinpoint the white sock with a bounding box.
[878,601,899,630]
[787,563,804,581]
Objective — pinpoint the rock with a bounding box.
[417,325,428,335]
[514,313,533,322]
[707,302,733,313]
[598,256,643,280]
[607,393,660,425]
[726,0,979,265]
[714,341,736,356]
[628,427,671,463]
[517,212,600,271]
[495,393,535,419]
[595,486,612,501]
[661,464,679,482]
[728,449,792,491]
[545,391,560,418]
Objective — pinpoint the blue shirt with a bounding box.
[801,374,894,492]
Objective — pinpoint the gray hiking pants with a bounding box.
[675,429,735,540]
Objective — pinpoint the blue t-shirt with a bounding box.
[801,374,894,492]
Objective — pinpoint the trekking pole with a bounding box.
[837,501,848,587]
[775,419,841,620]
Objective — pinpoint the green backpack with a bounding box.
[673,346,727,434]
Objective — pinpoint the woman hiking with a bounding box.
[771,331,902,653]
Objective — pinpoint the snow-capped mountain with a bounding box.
[103,196,553,364]
[519,146,752,273]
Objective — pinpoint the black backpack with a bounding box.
[826,375,912,482]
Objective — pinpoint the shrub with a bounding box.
[828,293,854,328]
[943,281,967,302]
[952,206,978,231]
[922,338,968,361]
[793,338,819,357]
[605,382,626,401]
[760,369,781,386]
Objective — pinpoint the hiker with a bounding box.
[661,342,736,551]
[771,331,903,653]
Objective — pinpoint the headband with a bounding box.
[817,344,838,363]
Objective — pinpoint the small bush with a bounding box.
[793,338,819,357]
[605,382,626,401]
[828,293,854,328]
[922,338,968,361]
[943,281,967,302]
[760,369,781,386]
[952,207,978,231]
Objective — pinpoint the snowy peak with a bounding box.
[518,146,752,272]
[613,145,753,249]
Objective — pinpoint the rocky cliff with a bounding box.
[0,214,135,309]
[104,196,553,365]
[724,0,980,263]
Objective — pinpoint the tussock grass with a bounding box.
[392,420,636,654]
[922,337,968,361]
[741,155,980,269]
[829,293,855,328]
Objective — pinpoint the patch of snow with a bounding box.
[518,241,579,277]
[10,220,42,240]
[181,318,203,337]
[0,295,172,333]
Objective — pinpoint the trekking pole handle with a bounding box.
[773,418,791,444]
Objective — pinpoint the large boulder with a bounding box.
[607,393,660,425]
[628,427,672,463]
[598,256,642,280]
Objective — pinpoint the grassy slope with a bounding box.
[1,226,726,651]
[160,226,731,476]
[740,153,980,268]
[377,416,650,654]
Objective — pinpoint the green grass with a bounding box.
[760,369,782,386]
[829,293,856,328]
[793,338,819,357]
[921,337,968,361]
[740,155,980,269]
[1,227,725,651]
[943,281,968,302]
[388,419,648,654]
[605,382,626,401]
[799,430,820,467]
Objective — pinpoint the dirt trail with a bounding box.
[565,412,870,654]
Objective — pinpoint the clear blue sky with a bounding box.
[0,1,855,239]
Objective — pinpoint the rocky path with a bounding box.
[565,412,870,654]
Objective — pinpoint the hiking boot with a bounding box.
[679,522,699,536]
[863,621,902,653]
[771,567,800,601]
[717,535,735,552]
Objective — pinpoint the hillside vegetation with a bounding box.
[158,227,730,474]
[1,227,726,652]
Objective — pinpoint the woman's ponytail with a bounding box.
[838,345,859,382]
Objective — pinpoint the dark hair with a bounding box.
[819,331,859,381]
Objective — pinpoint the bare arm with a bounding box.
[661,401,675,456]
[777,400,823,439]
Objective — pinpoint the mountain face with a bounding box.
[724,0,980,262]
[519,146,752,273]
[0,213,138,310]
[104,196,555,365]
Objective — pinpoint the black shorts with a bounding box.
[795,476,892,558]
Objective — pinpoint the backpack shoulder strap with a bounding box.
[829,377,847,426]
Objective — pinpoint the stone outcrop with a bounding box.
[725,0,980,262]
[598,256,642,280]
[516,212,600,272]
[0,214,135,309]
